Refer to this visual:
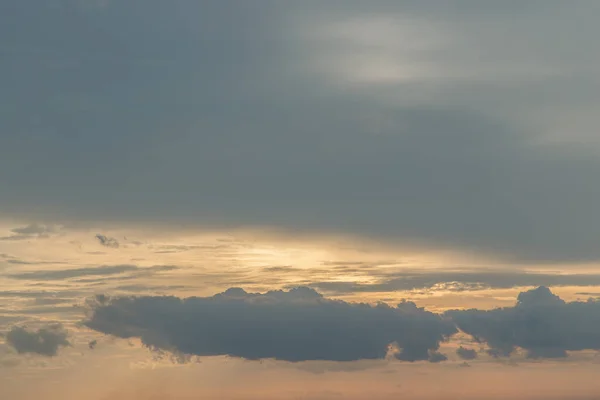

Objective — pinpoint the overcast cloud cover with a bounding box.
[2,1,600,262]
[3,2,600,399]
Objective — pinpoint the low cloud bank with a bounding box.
[85,287,456,362]
[84,287,600,362]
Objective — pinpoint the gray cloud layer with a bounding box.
[1,2,600,262]
[4,324,70,356]
[85,286,600,363]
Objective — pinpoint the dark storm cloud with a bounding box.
[447,287,600,359]
[4,324,70,356]
[1,2,600,262]
[85,287,457,362]
[95,234,120,249]
[310,270,600,294]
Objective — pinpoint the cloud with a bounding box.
[95,234,120,249]
[85,286,600,362]
[113,284,188,293]
[8,265,138,280]
[0,223,60,241]
[426,351,448,363]
[1,2,600,263]
[576,292,600,297]
[0,290,83,299]
[310,270,600,294]
[7,264,177,281]
[85,287,457,362]
[32,297,71,305]
[262,266,298,273]
[6,259,57,265]
[10,223,56,236]
[4,324,70,356]
[456,346,478,360]
[447,287,600,359]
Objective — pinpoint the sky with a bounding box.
[2,1,600,399]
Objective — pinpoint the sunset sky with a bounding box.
[2,1,600,399]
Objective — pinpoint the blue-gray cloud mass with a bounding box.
[85,286,600,363]
[448,287,600,359]
[1,1,600,262]
[5,324,70,357]
[85,287,457,362]
[456,346,478,360]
